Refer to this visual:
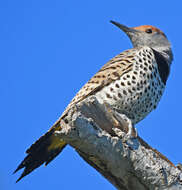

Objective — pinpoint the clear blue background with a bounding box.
[1,1,181,189]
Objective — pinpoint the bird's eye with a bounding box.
[145,29,153,34]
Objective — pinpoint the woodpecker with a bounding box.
[14,20,173,182]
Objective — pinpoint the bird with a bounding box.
[14,20,173,182]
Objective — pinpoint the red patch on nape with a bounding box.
[132,25,166,38]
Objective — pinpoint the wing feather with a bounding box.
[61,48,137,118]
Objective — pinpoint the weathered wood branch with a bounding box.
[56,96,182,190]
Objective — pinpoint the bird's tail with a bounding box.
[14,121,67,182]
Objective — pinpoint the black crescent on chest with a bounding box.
[152,48,170,85]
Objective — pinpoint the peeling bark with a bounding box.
[56,96,182,190]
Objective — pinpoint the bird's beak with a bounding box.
[110,20,139,38]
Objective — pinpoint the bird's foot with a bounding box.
[125,121,137,139]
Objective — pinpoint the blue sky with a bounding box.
[1,0,182,189]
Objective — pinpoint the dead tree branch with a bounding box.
[56,96,182,190]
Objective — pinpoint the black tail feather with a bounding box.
[14,127,67,182]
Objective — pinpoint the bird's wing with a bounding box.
[61,48,137,117]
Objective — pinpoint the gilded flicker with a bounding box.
[14,20,173,182]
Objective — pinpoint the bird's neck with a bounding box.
[152,46,173,66]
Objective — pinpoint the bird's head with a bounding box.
[110,20,173,62]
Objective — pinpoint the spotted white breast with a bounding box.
[95,46,165,124]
